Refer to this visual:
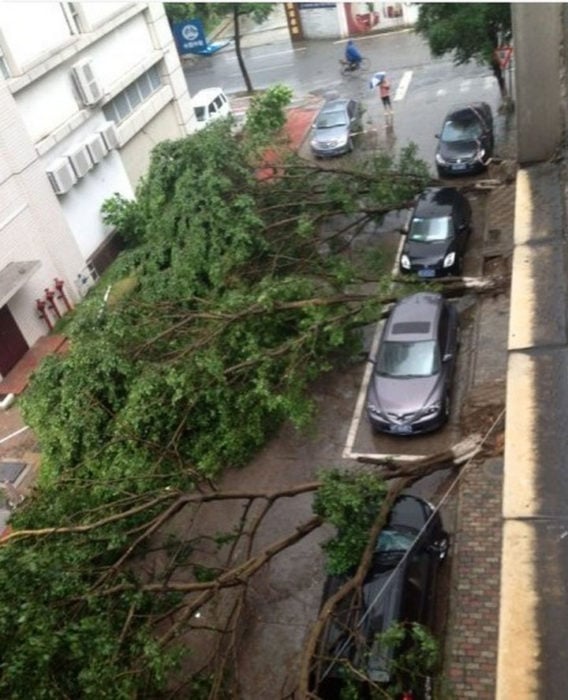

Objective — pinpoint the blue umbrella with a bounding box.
[369,72,386,89]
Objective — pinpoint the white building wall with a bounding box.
[80,2,133,30]
[0,2,195,373]
[0,80,86,352]
[0,2,71,70]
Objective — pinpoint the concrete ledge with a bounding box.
[503,347,568,518]
[500,158,568,697]
[509,166,567,351]
[496,520,539,700]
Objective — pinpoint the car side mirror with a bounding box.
[443,352,453,363]
[435,133,440,139]
[400,225,408,235]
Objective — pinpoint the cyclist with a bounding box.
[345,39,362,70]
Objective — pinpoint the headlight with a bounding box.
[443,251,456,268]
[435,153,446,164]
[422,402,441,416]
[335,135,348,146]
[310,139,319,148]
[368,403,384,417]
[400,254,411,270]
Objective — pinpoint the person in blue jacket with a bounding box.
[345,39,362,70]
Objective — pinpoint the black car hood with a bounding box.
[368,373,444,422]
[402,238,454,266]
[438,139,480,160]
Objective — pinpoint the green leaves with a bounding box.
[314,470,388,574]
[5,103,431,696]
[415,3,512,65]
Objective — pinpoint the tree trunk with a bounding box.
[490,55,507,98]
[233,5,254,94]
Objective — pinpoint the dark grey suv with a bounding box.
[366,292,459,435]
[311,494,449,699]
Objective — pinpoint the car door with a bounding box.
[454,197,470,259]
[347,99,360,133]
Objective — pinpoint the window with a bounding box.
[62,2,83,34]
[103,66,162,124]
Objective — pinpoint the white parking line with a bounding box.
[342,228,433,463]
[393,70,412,102]
[0,426,29,445]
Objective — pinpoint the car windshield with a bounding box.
[376,339,440,378]
[194,106,206,121]
[409,216,453,242]
[316,109,347,129]
[377,528,415,553]
[441,117,483,142]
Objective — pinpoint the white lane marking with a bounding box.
[0,426,29,445]
[229,62,295,78]
[334,28,412,44]
[393,70,412,102]
[342,320,383,459]
[459,79,472,92]
[220,47,306,63]
[437,88,447,97]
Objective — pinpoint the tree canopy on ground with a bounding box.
[415,3,512,95]
[0,89,431,697]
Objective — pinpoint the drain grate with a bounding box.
[0,461,26,483]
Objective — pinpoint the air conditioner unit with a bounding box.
[46,157,77,195]
[84,133,108,164]
[66,144,93,178]
[71,59,102,106]
[97,121,119,150]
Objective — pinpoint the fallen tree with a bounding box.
[0,87,484,697]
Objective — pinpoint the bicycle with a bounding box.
[339,56,370,77]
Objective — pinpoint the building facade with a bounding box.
[0,1,195,378]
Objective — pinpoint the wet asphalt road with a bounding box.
[183,29,515,175]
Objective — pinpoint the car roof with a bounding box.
[191,87,226,106]
[444,102,491,121]
[384,292,443,342]
[413,187,461,217]
[321,98,350,111]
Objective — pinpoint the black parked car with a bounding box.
[399,187,472,277]
[367,292,459,435]
[435,102,494,177]
[311,494,449,700]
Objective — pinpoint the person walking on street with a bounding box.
[379,77,393,117]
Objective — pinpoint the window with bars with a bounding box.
[103,66,162,124]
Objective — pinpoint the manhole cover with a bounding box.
[0,461,26,483]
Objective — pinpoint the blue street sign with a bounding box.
[172,19,208,55]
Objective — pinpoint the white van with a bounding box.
[191,87,232,131]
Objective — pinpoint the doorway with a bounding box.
[0,306,29,377]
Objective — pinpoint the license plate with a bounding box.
[452,163,467,171]
[418,269,435,278]
[391,424,412,434]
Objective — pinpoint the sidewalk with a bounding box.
[445,179,514,698]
